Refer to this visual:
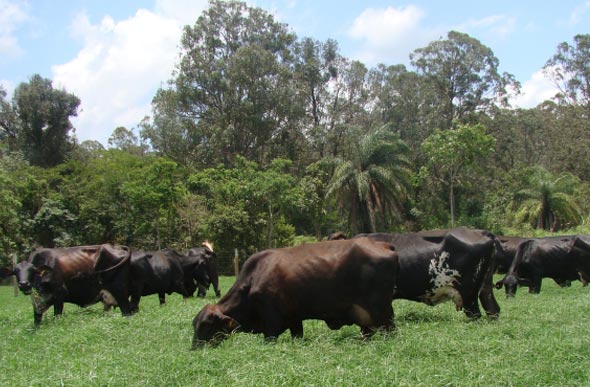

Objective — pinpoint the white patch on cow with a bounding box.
[422,251,463,309]
[350,304,373,326]
[201,240,214,251]
[99,289,119,307]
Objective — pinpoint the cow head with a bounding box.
[496,274,519,297]
[13,261,37,295]
[495,274,531,298]
[192,304,239,349]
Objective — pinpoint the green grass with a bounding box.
[1,276,590,387]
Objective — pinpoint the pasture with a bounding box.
[1,276,589,387]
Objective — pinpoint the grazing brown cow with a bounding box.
[192,237,399,347]
[10,244,132,325]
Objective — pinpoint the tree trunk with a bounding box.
[449,181,455,227]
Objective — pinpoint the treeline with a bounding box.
[1,1,589,272]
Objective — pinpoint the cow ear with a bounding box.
[494,280,504,289]
[36,265,53,278]
[222,315,239,331]
[0,267,14,278]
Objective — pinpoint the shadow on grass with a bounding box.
[396,309,456,323]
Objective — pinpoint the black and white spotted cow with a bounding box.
[356,227,501,319]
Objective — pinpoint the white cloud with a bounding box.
[569,0,590,26]
[348,5,438,66]
[0,0,28,58]
[52,2,208,145]
[511,69,559,108]
[154,0,208,26]
[458,14,516,40]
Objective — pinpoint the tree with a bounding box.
[188,156,302,271]
[420,123,495,227]
[13,74,80,167]
[0,86,19,152]
[149,0,301,166]
[293,37,340,159]
[120,157,184,249]
[326,126,411,234]
[0,161,22,262]
[108,126,146,155]
[410,31,519,129]
[367,64,436,157]
[510,167,582,231]
[544,34,590,111]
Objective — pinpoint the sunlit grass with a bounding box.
[1,276,589,386]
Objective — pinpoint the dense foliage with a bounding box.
[1,1,589,272]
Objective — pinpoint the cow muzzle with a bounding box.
[18,281,32,295]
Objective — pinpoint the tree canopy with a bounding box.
[1,2,589,270]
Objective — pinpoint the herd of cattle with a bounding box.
[2,227,590,349]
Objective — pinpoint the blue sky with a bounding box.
[1,0,589,145]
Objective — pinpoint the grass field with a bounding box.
[1,276,589,387]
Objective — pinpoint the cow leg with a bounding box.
[130,294,140,313]
[478,289,500,319]
[108,287,132,316]
[289,321,304,339]
[53,301,64,317]
[34,311,43,326]
[479,268,500,319]
[529,276,542,294]
[197,284,207,298]
[260,302,285,341]
[158,292,166,305]
[463,297,482,319]
[212,281,221,297]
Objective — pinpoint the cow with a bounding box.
[128,249,210,313]
[191,237,399,348]
[9,244,132,325]
[494,236,528,274]
[187,242,221,297]
[569,235,590,285]
[495,235,590,297]
[356,227,501,319]
[327,232,347,241]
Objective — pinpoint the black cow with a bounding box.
[192,237,399,347]
[187,242,221,297]
[357,227,501,319]
[495,235,590,297]
[495,236,528,274]
[128,249,210,312]
[9,244,132,325]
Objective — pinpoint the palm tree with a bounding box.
[326,126,411,234]
[512,167,582,231]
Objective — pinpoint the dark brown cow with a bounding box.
[192,237,399,347]
[10,244,132,325]
[356,227,501,319]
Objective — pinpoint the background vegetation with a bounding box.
[1,1,590,273]
[1,276,589,387]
